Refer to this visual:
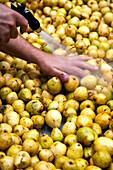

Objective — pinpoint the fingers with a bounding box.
[66,66,89,78]
[49,67,70,82]
[14,12,28,34]
[10,24,18,38]
[0,25,10,44]
[74,61,99,70]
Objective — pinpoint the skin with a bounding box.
[0,3,98,82]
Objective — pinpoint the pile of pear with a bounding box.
[0,0,113,169]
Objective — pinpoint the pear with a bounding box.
[95,113,111,129]
[93,137,113,155]
[0,156,14,170]
[7,145,22,158]
[50,127,63,141]
[106,49,113,61]
[26,100,43,115]
[62,121,76,136]
[45,110,62,128]
[98,22,109,36]
[18,88,32,102]
[64,75,79,92]
[84,146,95,159]
[68,17,80,27]
[49,141,67,156]
[38,149,54,162]
[77,127,95,146]
[62,159,78,170]
[14,151,31,169]
[34,161,52,170]
[0,87,12,101]
[22,138,39,156]
[0,132,12,150]
[92,150,112,168]
[66,143,83,159]
[64,134,77,147]
[31,115,44,129]
[54,155,69,169]
[47,77,62,95]
[39,134,53,149]
[81,75,97,90]
[107,100,113,111]
[85,165,102,170]
[74,86,88,101]
[22,129,39,141]
[75,158,89,170]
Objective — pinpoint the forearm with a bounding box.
[0,34,42,63]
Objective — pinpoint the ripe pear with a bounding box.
[74,86,88,101]
[62,159,78,170]
[39,134,53,149]
[93,137,113,155]
[7,145,22,158]
[107,100,113,111]
[45,110,62,128]
[81,75,97,90]
[64,134,77,147]
[50,127,63,141]
[47,77,62,94]
[54,155,69,169]
[22,129,39,141]
[18,88,32,102]
[75,158,89,170]
[49,141,67,156]
[92,150,112,168]
[0,87,12,101]
[66,143,83,159]
[64,75,79,92]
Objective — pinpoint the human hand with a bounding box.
[0,3,28,45]
[35,52,99,82]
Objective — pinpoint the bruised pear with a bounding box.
[0,132,12,150]
[26,100,43,115]
[0,156,14,170]
[14,151,31,169]
[38,149,54,162]
[62,159,77,170]
[47,77,62,94]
